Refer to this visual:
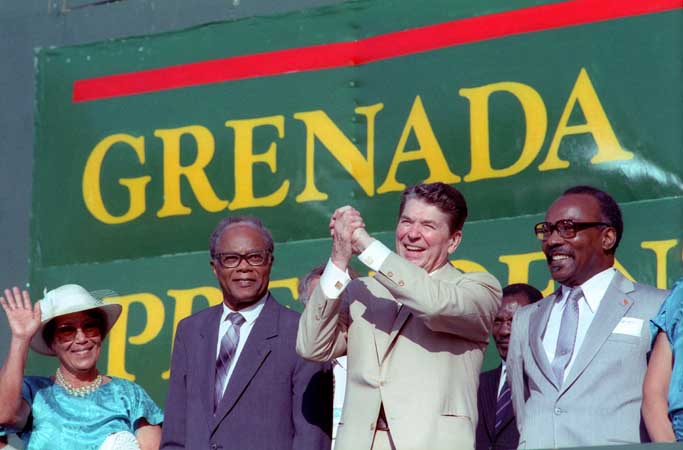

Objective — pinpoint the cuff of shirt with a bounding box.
[358,240,391,272]
[320,259,352,299]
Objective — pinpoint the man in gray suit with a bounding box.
[507,186,668,448]
[161,216,332,450]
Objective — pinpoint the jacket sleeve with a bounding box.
[159,322,188,449]
[291,357,333,450]
[507,306,527,433]
[373,253,502,343]
[296,283,350,362]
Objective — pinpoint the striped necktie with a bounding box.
[495,377,512,432]
[214,312,245,410]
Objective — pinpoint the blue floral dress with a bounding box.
[13,376,163,450]
[651,278,683,441]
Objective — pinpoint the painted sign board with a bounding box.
[30,0,683,405]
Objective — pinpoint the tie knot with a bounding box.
[227,312,245,327]
[566,287,583,305]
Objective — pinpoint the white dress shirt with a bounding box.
[542,268,616,382]
[215,295,267,397]
[497,361,508,397]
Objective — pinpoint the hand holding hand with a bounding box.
[329,206,365,270]
[351,227,374,254]
[0,287,41,342]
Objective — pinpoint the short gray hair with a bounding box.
[209,216,274,257]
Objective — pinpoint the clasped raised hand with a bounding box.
[329,206,365,270]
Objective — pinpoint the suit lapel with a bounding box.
[370,286,399,365]
[380,263,460,361]
[561,272,634,392]
[200,305,223,420]
[211,294,277,431]
[383,305,410,361]
[529,293,560,390]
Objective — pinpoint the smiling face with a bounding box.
[542,194,616,286]
[395,198,461,273]
[211,223,273,310]
[50,311,103,376]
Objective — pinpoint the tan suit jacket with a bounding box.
[297,253,502,450]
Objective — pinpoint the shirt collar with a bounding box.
[221,294,268,325]
[559,267,616,313]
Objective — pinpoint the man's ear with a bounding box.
[210,259,217,277]
[448,230,463,254]
[602,227,617,252]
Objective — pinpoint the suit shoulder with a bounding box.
[633,282,670,298]
[515,297,546,319]
[176,304,221,329]
[269,299,304,334]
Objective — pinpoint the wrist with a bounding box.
[330,253,350,272]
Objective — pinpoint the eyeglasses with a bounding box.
[534,219,611,240]
[213,250,272,268]
[54,322,101,343]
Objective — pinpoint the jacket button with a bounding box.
[398,280,405,287]
[387,271,394,277]
[554,407,563,415]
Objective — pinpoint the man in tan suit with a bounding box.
[297,182,502,450]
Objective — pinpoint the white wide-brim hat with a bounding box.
[30,284,122,356]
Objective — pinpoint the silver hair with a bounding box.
[209,216,274,257]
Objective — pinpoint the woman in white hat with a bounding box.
[0,285,163,450]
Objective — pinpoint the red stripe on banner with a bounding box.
[72,0,681,102]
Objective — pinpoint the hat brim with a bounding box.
[30,302,123,356]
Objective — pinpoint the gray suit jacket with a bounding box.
[507,271,667,449]
[161,294,332,450]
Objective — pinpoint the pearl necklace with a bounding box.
[55,368,103,397]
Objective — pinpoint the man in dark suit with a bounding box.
[161,216,332,450]
[476,284,542,450]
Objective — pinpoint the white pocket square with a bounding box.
[612,317,643,337]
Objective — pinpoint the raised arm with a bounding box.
[0,287,40,428]
[642,331,676,442]
[296,206,363,362]
[372,253,500,342]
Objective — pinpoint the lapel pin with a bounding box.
[622,299,629,305]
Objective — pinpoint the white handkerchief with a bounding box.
[612,317,643,337]
[99,431,141,450]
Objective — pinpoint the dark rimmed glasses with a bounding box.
[213,249,272,269]
[534,219,611,241]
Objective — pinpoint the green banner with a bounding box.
[30,0,683,405]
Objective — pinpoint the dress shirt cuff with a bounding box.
[320,259,352,299]
[358,240,392,272]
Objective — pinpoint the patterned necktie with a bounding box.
[550,287,583,385]
[215,312,245,409]
[495,377,512,432]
